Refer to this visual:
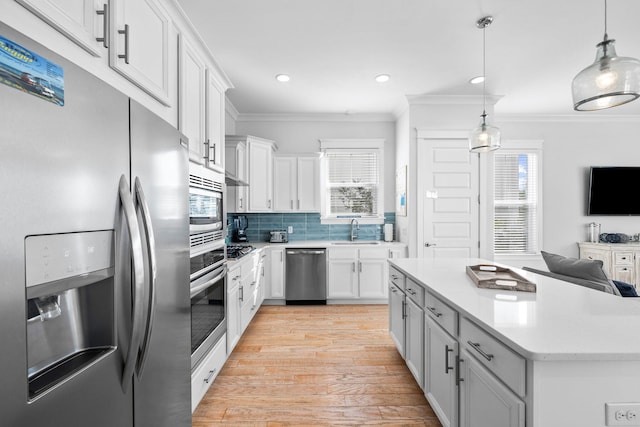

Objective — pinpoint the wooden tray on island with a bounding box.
[466,264,536,293]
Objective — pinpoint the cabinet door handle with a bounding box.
[118,24,129,64]
[280,251,283,262]
[297,199,300,209]
[203,139,210,162]
[467,340,494,361]
[359,261,362,273]
[401,300,406,319]
[352,262,356,272]
[239,198,243,209]
[239,286,244,302]
[96,4,109,48]
[204,368,217,384]
[455,356,464,385]
[407,288,416,296]
[426,306,442,318]
[445,345,454,374]
[290,200,293,209]
[268,199,272,209]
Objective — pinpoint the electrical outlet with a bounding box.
[606,403,640,426]
[287,226,293,234]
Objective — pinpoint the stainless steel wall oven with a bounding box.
[188,165,227,371]
[190,238,226,370]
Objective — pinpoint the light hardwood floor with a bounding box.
[193,304,443,427]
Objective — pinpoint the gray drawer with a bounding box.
[389,266,405,291]
[405,278,425,306]
[460,317,526,397]
[424,291,458,337]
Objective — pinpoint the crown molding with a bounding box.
[406,94,503,106]
[495,113,640,123]
[225,97,240,121]
[235,112,395,122]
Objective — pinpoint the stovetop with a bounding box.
[227,245,254,260]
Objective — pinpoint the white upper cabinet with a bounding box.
[15,0,103,56]
[205,70,225,173]
[178,34,205,164]
[109,0,172,105]
[273,155,319,212]
[248,138,276,212]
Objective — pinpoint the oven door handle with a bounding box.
[190,265,227,298]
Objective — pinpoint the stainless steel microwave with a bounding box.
[189,171,223,236]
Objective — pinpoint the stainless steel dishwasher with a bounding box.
[285,248,327,304]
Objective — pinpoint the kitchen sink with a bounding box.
[332,241,381,245]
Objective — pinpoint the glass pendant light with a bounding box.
[469,16,501,153]
[572,0,640,111]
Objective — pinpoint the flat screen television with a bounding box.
[588,167,640,215]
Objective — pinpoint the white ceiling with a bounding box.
[176,0,640,118]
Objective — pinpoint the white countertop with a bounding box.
[243,240,407,249]
[389,258,640,361]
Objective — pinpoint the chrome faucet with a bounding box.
[350,218,360,241]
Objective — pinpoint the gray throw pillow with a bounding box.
[541,251,620,296]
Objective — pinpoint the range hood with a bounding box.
[225,172,248,186]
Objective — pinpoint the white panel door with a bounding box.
[273,156,296,211]
[420,139,479,259]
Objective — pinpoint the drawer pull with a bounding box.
[427,306,442,318]
[204,368,217,384]
[467,340,494,361]
[407,288,417,296]
[445,345,454,374]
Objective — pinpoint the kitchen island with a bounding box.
[389,257,640,427]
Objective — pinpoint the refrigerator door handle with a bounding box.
[134,177,157,377]
[119,175,146,392]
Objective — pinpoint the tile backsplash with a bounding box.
[228,212,395,243]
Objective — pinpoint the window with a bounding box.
[319,139,384,223]
[493,149,541,255]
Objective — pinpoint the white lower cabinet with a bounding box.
[266,247,285,299]
[425,316,458,427]
[328,246,391,300]
[404,296,424,388]
[191,333,226,412]
[459,349,525,427]
[227,249,265,354]
[226,264,242,354]
[389,282,405,355]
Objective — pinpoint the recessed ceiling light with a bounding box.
[470,75,485,84]
[375,74,390,83]
[275,74,290,83]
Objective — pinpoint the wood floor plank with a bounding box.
[192,304,442,426]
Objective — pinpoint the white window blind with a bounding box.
[494,152,539,254]
[324,151,381,218]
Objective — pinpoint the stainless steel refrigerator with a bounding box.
[0,22,191,426]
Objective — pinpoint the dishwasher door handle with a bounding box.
[287,250,326,255]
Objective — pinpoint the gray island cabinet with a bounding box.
[389,258,640,427]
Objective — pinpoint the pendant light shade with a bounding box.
[469,113,501,153]
[469,16,500,153]
[572,1,640,111]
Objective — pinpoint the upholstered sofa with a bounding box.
[522,251,638,298]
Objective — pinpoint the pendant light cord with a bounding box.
[604,0,608,37]
[482,22,487,120]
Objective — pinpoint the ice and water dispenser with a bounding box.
[25,230,116,400]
